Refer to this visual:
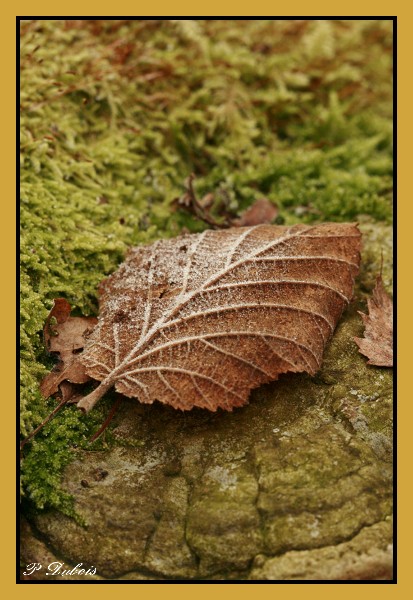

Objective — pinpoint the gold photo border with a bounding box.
[7,5,405,598]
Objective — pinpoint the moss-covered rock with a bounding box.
[20,20,393,580]
[249,520,392,580]
[21,222,392,580]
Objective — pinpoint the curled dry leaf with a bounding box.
[72,223,361,413]
[233,198,278,227]
[40,298,98,399]
[354,276,393,367]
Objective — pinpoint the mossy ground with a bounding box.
[20,20,393,517]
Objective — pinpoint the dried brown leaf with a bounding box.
[354,276,393,367]
[40,299,97,398]
[233,198,278,227]
[75,223,361,413]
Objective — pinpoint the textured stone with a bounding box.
[249,520,393,580]
[20,223,393,581]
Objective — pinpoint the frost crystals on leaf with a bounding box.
[73,223,361,413]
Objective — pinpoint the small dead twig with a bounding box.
[179,173,232,229]
[88,396,123,444]
[176,174,279,230]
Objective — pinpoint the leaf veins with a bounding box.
[74,223,361,413]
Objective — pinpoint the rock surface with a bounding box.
[20,223,393,581]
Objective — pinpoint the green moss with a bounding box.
[20,20,393,515]
[21,391,119,520]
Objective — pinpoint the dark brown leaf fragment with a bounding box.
[354,276,393,367]
[233,198,278,227]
